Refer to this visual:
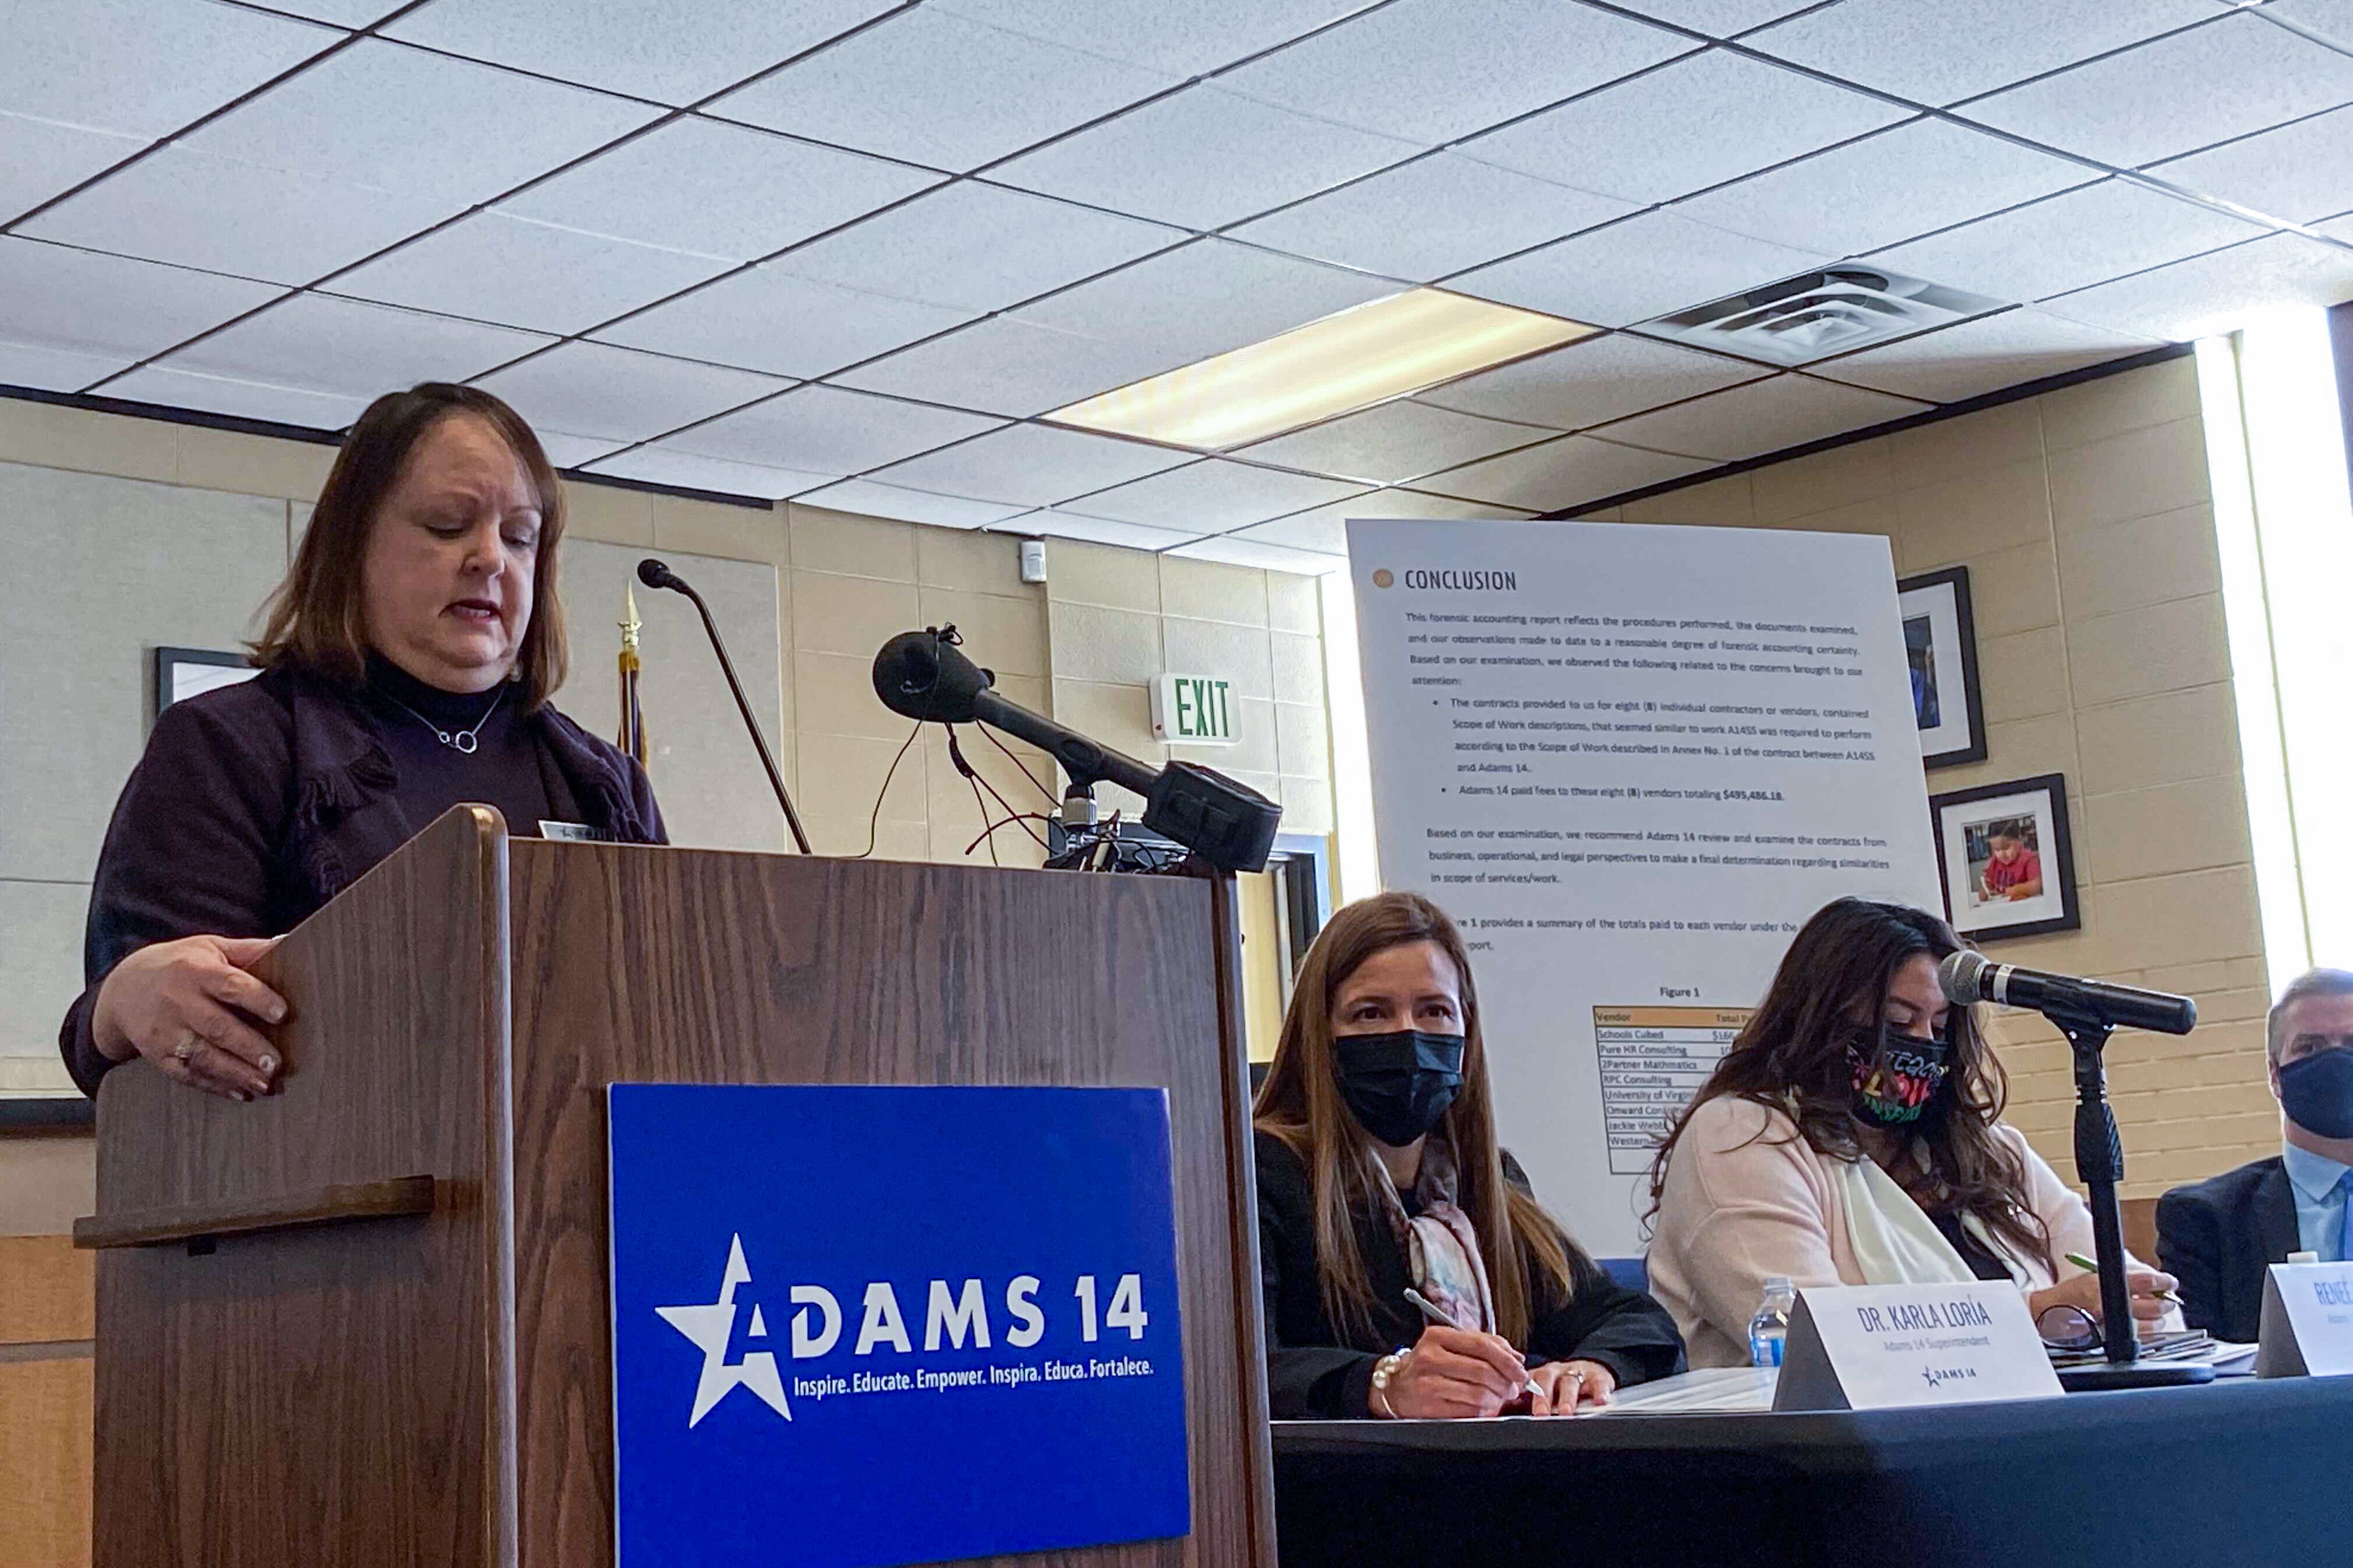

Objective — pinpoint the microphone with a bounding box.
[871,627,1282,873]
[637,558,814,856]
[1938,950,2196,1036]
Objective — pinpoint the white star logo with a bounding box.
[655,1233,792,1428]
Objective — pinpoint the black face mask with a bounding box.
[1334,1030,1465,1147]
[1848,1025,1951,1129]
[2279,1050,2353,1139]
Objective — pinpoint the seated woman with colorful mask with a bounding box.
[1646,898,2179,1367]
[1255,892,1684,1419]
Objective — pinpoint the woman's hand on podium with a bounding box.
[1379,1324,1529,1419]
[93,935,286,1101]
[1528,1357,1615,1416]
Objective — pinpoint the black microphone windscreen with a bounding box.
[636,557,674,589]
[872,630,991,723]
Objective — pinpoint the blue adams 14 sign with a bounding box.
[607,1085,1191,1568]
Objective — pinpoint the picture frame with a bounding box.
[1897,566,1987,770]
[154,645,259,723]
[1930,773,2081,943]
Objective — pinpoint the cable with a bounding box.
[948,726,1050,850]
[854,715,925,860]
[981,722,1058,807]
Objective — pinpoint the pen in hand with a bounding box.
[1403,1286,1545,1400]
[2064,1251,2183,1306]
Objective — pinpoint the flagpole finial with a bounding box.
[621,579,642,651]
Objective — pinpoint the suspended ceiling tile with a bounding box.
[0,236,283,360]
[1235,488,1532,554]
[667,385,1004,475]
[1166,533,1347,574]
[1021,512,1205,549]
[20,144,459,286]
[1414,331,1771,431]
[0,0,335,139]
[779,182,1184,315]
[1460,49,1907,209]
[182,39,665,210]
[1958,12,2353,169]
[933,0,1365,78]
[471,341,789,443]
[537,431,631,469]
[1013,238,1402,371]
[1807,308,2161,402]
[595,264,975,379]
[1588,374,1930,462]
[795,478,1035,529]
[331,212,734,335]
[1673,118,2095,259]
[156,292,552,398]
[1746,0,2222,107]
[495,118,941,263]
[0,114,145,227]
[581,446,834,500]
[0,338,136,393]
[1866,178,2272,306]
[266,1,406,21]
[1229,153,1638,285]
[1449,209,1834,329]
[868,423,1190,507]
[829,313,1182,416]
[2040,231,2353,341]
[1237,399,1554,485]
[1061,459,1363,531]
[99,365,368,429]
[709,9,1175,173]
[1602,0,1820,35]
[2268,1,2353,46]
[385,0,898,105]
[1220,0,1694,146]
[990,84,1420,231]
[2148,106,2353,224]
[1411,432,1713,510]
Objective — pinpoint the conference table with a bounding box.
[1273,1375,2353,1566]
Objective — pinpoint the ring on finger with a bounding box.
[171,1032,200,1062]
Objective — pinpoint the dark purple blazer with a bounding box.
[59,663,665,1096]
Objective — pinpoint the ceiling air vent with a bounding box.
[1639,266,2005,366]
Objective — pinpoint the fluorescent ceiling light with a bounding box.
[1044,288,1596,451]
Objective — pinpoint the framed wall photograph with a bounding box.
[1897,566,1987,769]
[1931,773,2080,943]
[154,645,259,722]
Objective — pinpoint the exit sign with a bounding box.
[1151,674,1238,746]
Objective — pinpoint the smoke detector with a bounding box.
[1639,266,2005,365]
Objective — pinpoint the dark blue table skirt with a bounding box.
[1273,1377,2353,1567]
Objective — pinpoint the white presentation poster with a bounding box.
[1348,517,1941,1255]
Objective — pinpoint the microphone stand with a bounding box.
[646,566,813,856]
[2047,1004,2212,1391]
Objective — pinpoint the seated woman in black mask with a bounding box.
[1254,892,1684,1419]
[1646,898,2179,1368]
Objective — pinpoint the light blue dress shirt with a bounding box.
[2281,1142,2352,1262]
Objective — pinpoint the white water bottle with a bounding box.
[1748,1276,1797,1368]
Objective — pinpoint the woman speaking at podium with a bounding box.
[1646,899,2177,1367]
[1255,892,1684,1419]
[57,383,665,1103]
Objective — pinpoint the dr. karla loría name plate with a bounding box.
[1774,1283,2062,1411]
[607,1084,1191,1568]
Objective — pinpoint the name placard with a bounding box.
[1772,1283,2062,1411]
[2257,1260,2353,1377]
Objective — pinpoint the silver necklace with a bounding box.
[385,683,506,754]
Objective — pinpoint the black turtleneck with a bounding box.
[362,655,557,839]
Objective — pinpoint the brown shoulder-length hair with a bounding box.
[1646,897,2052,1272]
[1254,891,1589,1349]
[253,383,569,709]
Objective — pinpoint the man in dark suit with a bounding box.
[2158,969,2353,1343]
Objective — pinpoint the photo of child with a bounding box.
[1963,816,2043,906]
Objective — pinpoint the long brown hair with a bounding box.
[253,383,569,709]
[1646,897,2052,1271]
[1254,892,1588,1348]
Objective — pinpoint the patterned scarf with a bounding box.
[1371,1135,1498,1332]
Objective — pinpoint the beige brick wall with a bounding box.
[1578,356,2270,1196]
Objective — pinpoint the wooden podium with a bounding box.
[76,808,1276,1568]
